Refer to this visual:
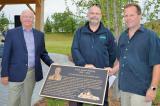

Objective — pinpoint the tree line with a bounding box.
[0,0,160,35]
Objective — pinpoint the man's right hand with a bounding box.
[105,67,116,76]
[1,77,9,86]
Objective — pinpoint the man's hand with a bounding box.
[52,62,59,66]
[1,77,9,86]
[145,88,157,102]
[84,64,96,68]
[105,67,116,76]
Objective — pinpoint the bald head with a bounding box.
[20,9,34,30]
[87,5,102,26]
[88,5,101,14]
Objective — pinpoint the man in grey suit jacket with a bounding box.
[1,10,53,106]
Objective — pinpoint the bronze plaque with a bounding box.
[40,64,108,105]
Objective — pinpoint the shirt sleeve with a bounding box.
[71,28,86,66]
[107,30,117,67]
[117,35,123,61]
[148,31,160,66]
[1,30,12,77]
[40,33,54,66]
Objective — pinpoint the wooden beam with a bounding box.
[0,4,5,11]
[26,4,36,15]
[0,0,36,4]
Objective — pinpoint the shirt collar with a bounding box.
[83,21,106,34]
[124,24,145,33]
[87,22,101,33]
[22,27,33,32]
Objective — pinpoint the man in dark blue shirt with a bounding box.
[107,3,160,106]
[71,4,116,106]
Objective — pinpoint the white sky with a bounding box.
[0,0,150,24]
[0,0,76,22]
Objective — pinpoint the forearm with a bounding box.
[107,59,119,75]
[112,59,120,73]
[145,64,160,102]
[150,64,160,88]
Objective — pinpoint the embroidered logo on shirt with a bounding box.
[99,35,106,40]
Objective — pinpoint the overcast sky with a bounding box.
[0,0,76,22]
[0,0,146,23]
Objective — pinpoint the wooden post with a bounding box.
[35,0,44,32]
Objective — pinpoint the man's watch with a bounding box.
[150,86,157,91]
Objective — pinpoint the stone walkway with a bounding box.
[0,53,74,106]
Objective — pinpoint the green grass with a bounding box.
[46,98,66,106]
[153,84,160,106]
[45,33,160,106]
[45,32,73,55]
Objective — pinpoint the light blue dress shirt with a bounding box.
[23,28,35,68]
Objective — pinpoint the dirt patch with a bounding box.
[34,98,47,106]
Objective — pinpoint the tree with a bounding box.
[141,0,160,35]
[66,0,160,36]
[51,10,77,33]
[66,0,142,35]
[66,0,124,35]
[44,17,52,33]
[143,0,160,22]
[0,12,9,34]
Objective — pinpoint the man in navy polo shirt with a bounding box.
[107,3,160,106]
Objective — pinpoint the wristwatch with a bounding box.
[150,86,157,91]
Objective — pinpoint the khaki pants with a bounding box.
[120,91,152,106]
[8,68,36,106]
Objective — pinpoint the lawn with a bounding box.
[45,33,160,106]
[153,84,160,106]
[45,33,73,55]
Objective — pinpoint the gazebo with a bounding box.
[0,0,44,31]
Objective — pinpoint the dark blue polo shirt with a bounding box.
[117,25,160,96]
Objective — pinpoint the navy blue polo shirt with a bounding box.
[117,25,160,96]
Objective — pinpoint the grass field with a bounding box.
[45,33,160,106]
[45,33,73,55]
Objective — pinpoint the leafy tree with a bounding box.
[44,17,53,33]
[51,10,77,33]
[142,0,160,36]
[143,0,160,22]
[65,0,125,35]
[65,0,160,36]
[0,12,9,34]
